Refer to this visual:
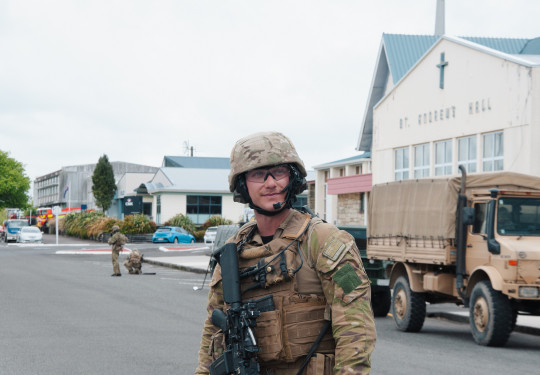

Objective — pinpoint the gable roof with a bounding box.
[146,167,231,193]
[162,156,230,169]
[357,34,540,152]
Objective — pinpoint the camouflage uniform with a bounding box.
[196,131,376,374]
[124,249,143,274]
[108,226,127,276]
[196,210,376,374]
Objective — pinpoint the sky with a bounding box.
[2,0,540,183]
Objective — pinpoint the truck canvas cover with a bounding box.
[368,172,540,240]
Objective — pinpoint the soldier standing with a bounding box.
[108,225,127,277]
[124,248,143,274]
[196,132,376,375]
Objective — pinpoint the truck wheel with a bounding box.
[371,286,391,317]
[392,276,426,332]
[469,280,513,346]
[510,309,518,332]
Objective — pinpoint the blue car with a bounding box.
[152,226,195,244]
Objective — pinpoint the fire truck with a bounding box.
[36,206,83,231]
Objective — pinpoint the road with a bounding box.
[1,236,539,375]
[0,236,209,375]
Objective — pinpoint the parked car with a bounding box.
[16,226,43,244]
[3,219,29,242]
[204,226,218,244]
[152,226,195,244]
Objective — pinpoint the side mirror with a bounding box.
[462,207,475,226]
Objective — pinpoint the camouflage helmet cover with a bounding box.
[112,225,120,232]
[228,131,307,192]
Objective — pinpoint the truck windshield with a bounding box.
[7,220,28,229]
[497,197,540,236]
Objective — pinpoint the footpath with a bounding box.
[144,254,540,338]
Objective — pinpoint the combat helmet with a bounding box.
[112,225,120,233]
[229,131,307,215]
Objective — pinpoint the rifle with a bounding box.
[210,243,274,375]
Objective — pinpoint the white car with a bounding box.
[16,226,43,243]
[203,226,218,243]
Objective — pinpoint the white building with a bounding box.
[140,167,242,225]
[358,33,540,185]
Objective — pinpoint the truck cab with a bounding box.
[4,219,30,242]
[468,190,540,302]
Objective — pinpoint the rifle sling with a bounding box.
[295,319,331,375]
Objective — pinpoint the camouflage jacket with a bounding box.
[195,209,376,374]
[127,249,142,264]
[108,232,127,252]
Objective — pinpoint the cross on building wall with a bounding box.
[436,52,448,89]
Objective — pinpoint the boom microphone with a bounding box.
[273,201,286,210]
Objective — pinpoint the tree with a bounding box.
[91,154,116,212]
[0,150,31,209]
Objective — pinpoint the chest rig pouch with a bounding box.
[232,211,335,365]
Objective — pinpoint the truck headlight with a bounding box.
[518,286,539,298]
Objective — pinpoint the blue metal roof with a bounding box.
[383,34,440,84]
[520,37,540,54]
[383,34,536,84]
[162,156,230,169]
[462,36,529,54]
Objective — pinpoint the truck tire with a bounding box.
[392,276,426,332]
[371,286,391,317]
[469,280,513,346]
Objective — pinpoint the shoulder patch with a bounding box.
[322,237,346,261]
[332,263,361,294]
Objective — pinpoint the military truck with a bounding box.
[338,225,392,317]
[366,167,540,346]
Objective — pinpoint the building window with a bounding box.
[458,136,477,173]
[435,139,452,176]
[339,168,344,177]
[483,131,503,172]
[187,195,222,224]
[414,144,430,178]
[394,147,409,181]
[355,166,361,175]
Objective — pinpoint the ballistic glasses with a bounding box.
[245,165,290,183]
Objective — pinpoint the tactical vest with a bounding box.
[229,210,335,369]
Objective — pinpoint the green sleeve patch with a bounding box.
[332,263,361,294]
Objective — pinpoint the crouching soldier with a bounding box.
[124,249,143,274]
